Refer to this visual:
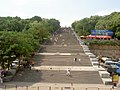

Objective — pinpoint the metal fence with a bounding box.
[0,85,120,90]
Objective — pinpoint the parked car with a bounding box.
[104,61,120,75]
[11,60,19,69]
[107,64,119,75]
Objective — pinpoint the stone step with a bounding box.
[85,52,94,55]
[102,78,112,85]
[84,50,91,53]
[93,66,106,71]
[81,45,88,48]
[92,61,99,66]
[89,54,96,58]
[36,53,72,55]
[32,66,96,71]
[82,47,89,50]
[90,58,98,62]
[99,71,110,78]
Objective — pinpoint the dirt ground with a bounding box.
[89,45,120,59]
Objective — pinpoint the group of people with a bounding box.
[0,69,8,83]
[74,57,81,63]
[22,60,35,70]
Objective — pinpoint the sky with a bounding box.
[0,0,120,27]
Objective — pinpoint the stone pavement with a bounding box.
[0,82,116,90]
[32,66,96,71]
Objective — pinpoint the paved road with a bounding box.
[12,28,103,84]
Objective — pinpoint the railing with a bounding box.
[0,85,119,90]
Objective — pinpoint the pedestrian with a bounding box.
[74,58,77,62]
[66,68,71,76]
[1,69,4,77]
[97,55,102,68]
[78,58,81,63]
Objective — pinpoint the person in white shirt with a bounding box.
[78,58,81,63]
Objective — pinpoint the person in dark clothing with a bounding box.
[74,58,77,62]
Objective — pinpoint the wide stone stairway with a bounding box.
[12,28,104,85]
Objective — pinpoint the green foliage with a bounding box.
[115,30,120,39]
[0,16,61,69]
[72,12,120,39]
[72,15,102,36]
[95,12,120,38]
[0,16,30,32]
[87,40,120,46]
[30,16,42,22]
[0,32,35,57]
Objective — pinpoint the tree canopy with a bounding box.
[0,16,60,69]
[72,12,120,39]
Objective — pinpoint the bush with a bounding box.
[86,40,120,46]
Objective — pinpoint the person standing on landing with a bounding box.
[74,58,77,62]
[78,58,81,64]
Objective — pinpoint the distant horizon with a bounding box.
[0,0,120,27]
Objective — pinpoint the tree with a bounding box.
[0,31,39,69]
[116,31,120,40]
[72,15,102,36]
[30,16,42,22]
[0,16,61,69]
[95,12,120,38]
[72,12,120,39]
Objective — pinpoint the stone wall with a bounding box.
[89,45,120,59]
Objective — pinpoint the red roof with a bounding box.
[85,35,111,39]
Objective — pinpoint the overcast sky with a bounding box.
[0,0,120,26]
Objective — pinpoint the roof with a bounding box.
[85,35,112,39]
